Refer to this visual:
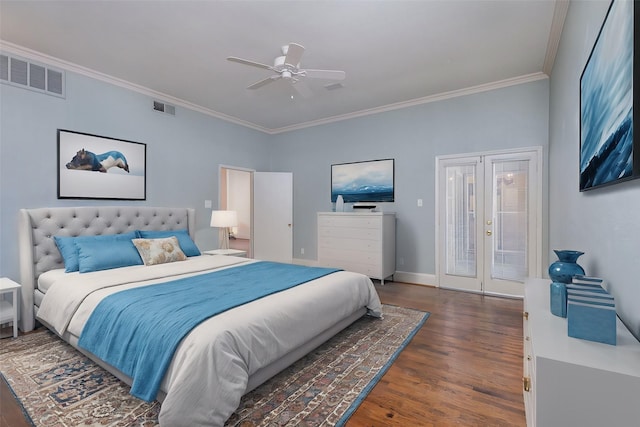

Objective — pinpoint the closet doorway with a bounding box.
[436,148,542,298]
[219,166,293,262]
[220,166,252,257]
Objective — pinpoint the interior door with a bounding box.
[437,149,540,297]
[253,172,293,263]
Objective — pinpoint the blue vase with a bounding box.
[548,250,585,284]
[550,282,567,317]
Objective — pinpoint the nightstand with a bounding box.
[0,278,21,338]
[202,249,247,257]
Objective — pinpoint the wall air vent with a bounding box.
[0,53,65,98]
[153,100,176,116]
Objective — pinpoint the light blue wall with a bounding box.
[0,52,550,293]
[0,70,271,281]
[549,0,640,339]
[270,79,550,277]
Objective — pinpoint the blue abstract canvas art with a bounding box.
[580,0,637,191]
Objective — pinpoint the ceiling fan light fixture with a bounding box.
[227,43,346,94]
[324,82,344,91]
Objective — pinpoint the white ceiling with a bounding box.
[0,0,566,134]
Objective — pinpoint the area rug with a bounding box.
[0,305,428,426]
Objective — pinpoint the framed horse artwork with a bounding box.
[57,129,146,200]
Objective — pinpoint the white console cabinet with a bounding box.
[523,278,640,427]
[317,212,395,283]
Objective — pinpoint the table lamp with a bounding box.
[210,210,238,250]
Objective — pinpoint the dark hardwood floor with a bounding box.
[348,282,526,427]
[1,281,525,427]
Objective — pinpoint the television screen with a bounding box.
[331,159,394,203]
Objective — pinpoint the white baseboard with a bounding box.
[293,259,437,287]
[393,271,437,287]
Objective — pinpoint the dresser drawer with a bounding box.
[319,226,380,241]
[318,236,381,253]
[318,246,380,265]
[523,309,534,427]
[318,215,382,229]
[319,257,381,278]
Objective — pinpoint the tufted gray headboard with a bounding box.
[18,206,196,332]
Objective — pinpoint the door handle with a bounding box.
[486,230,492,236]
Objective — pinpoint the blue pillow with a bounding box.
[136,229,201,257]
[76,239,143,273]
[54,235,81,272]
[54,232,138,272]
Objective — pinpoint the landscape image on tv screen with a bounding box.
[331,159,394,203]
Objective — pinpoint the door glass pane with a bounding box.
[492,160,528,281]
[445,165,476,277]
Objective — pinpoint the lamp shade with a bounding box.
[210,210,238,228]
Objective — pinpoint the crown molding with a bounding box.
[0,41,271,134]
[269,72,549,134]
[543,0,570,76]
[1,40,548,136]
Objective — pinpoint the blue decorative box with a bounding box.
[550,282,567,317]
[571,275,606,291]
[567,290,616,346]
[572,274,603,284]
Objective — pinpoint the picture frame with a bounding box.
[57,129,146,200]
[579,0,639,191]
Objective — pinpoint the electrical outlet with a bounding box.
[417,198,423,207]
[204,200,212,208]
[399,257,405,266]
[301,248,305,255]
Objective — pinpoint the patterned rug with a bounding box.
[0,305,428,427]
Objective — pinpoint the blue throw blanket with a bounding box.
[77,261,340,401]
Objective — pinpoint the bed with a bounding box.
[18,206,382,426]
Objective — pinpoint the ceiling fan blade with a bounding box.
[227,56,273,71]
[247,75,280,89]
[292,80,313,98]
[284,43,305,67]
[303,69,346,81]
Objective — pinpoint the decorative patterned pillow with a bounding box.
[132,237,187,266]
[136,229,201,257]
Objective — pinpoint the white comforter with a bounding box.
[36,256,382,426]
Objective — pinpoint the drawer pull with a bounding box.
[523,311,529,320]
[523,376,531,392]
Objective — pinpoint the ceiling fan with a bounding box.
[227,43,345,96]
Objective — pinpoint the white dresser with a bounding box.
[317,212,395,284]
[523,278,640,427]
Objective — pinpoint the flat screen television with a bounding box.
[331,159,394,203]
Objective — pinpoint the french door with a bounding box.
[437,148,541,297]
